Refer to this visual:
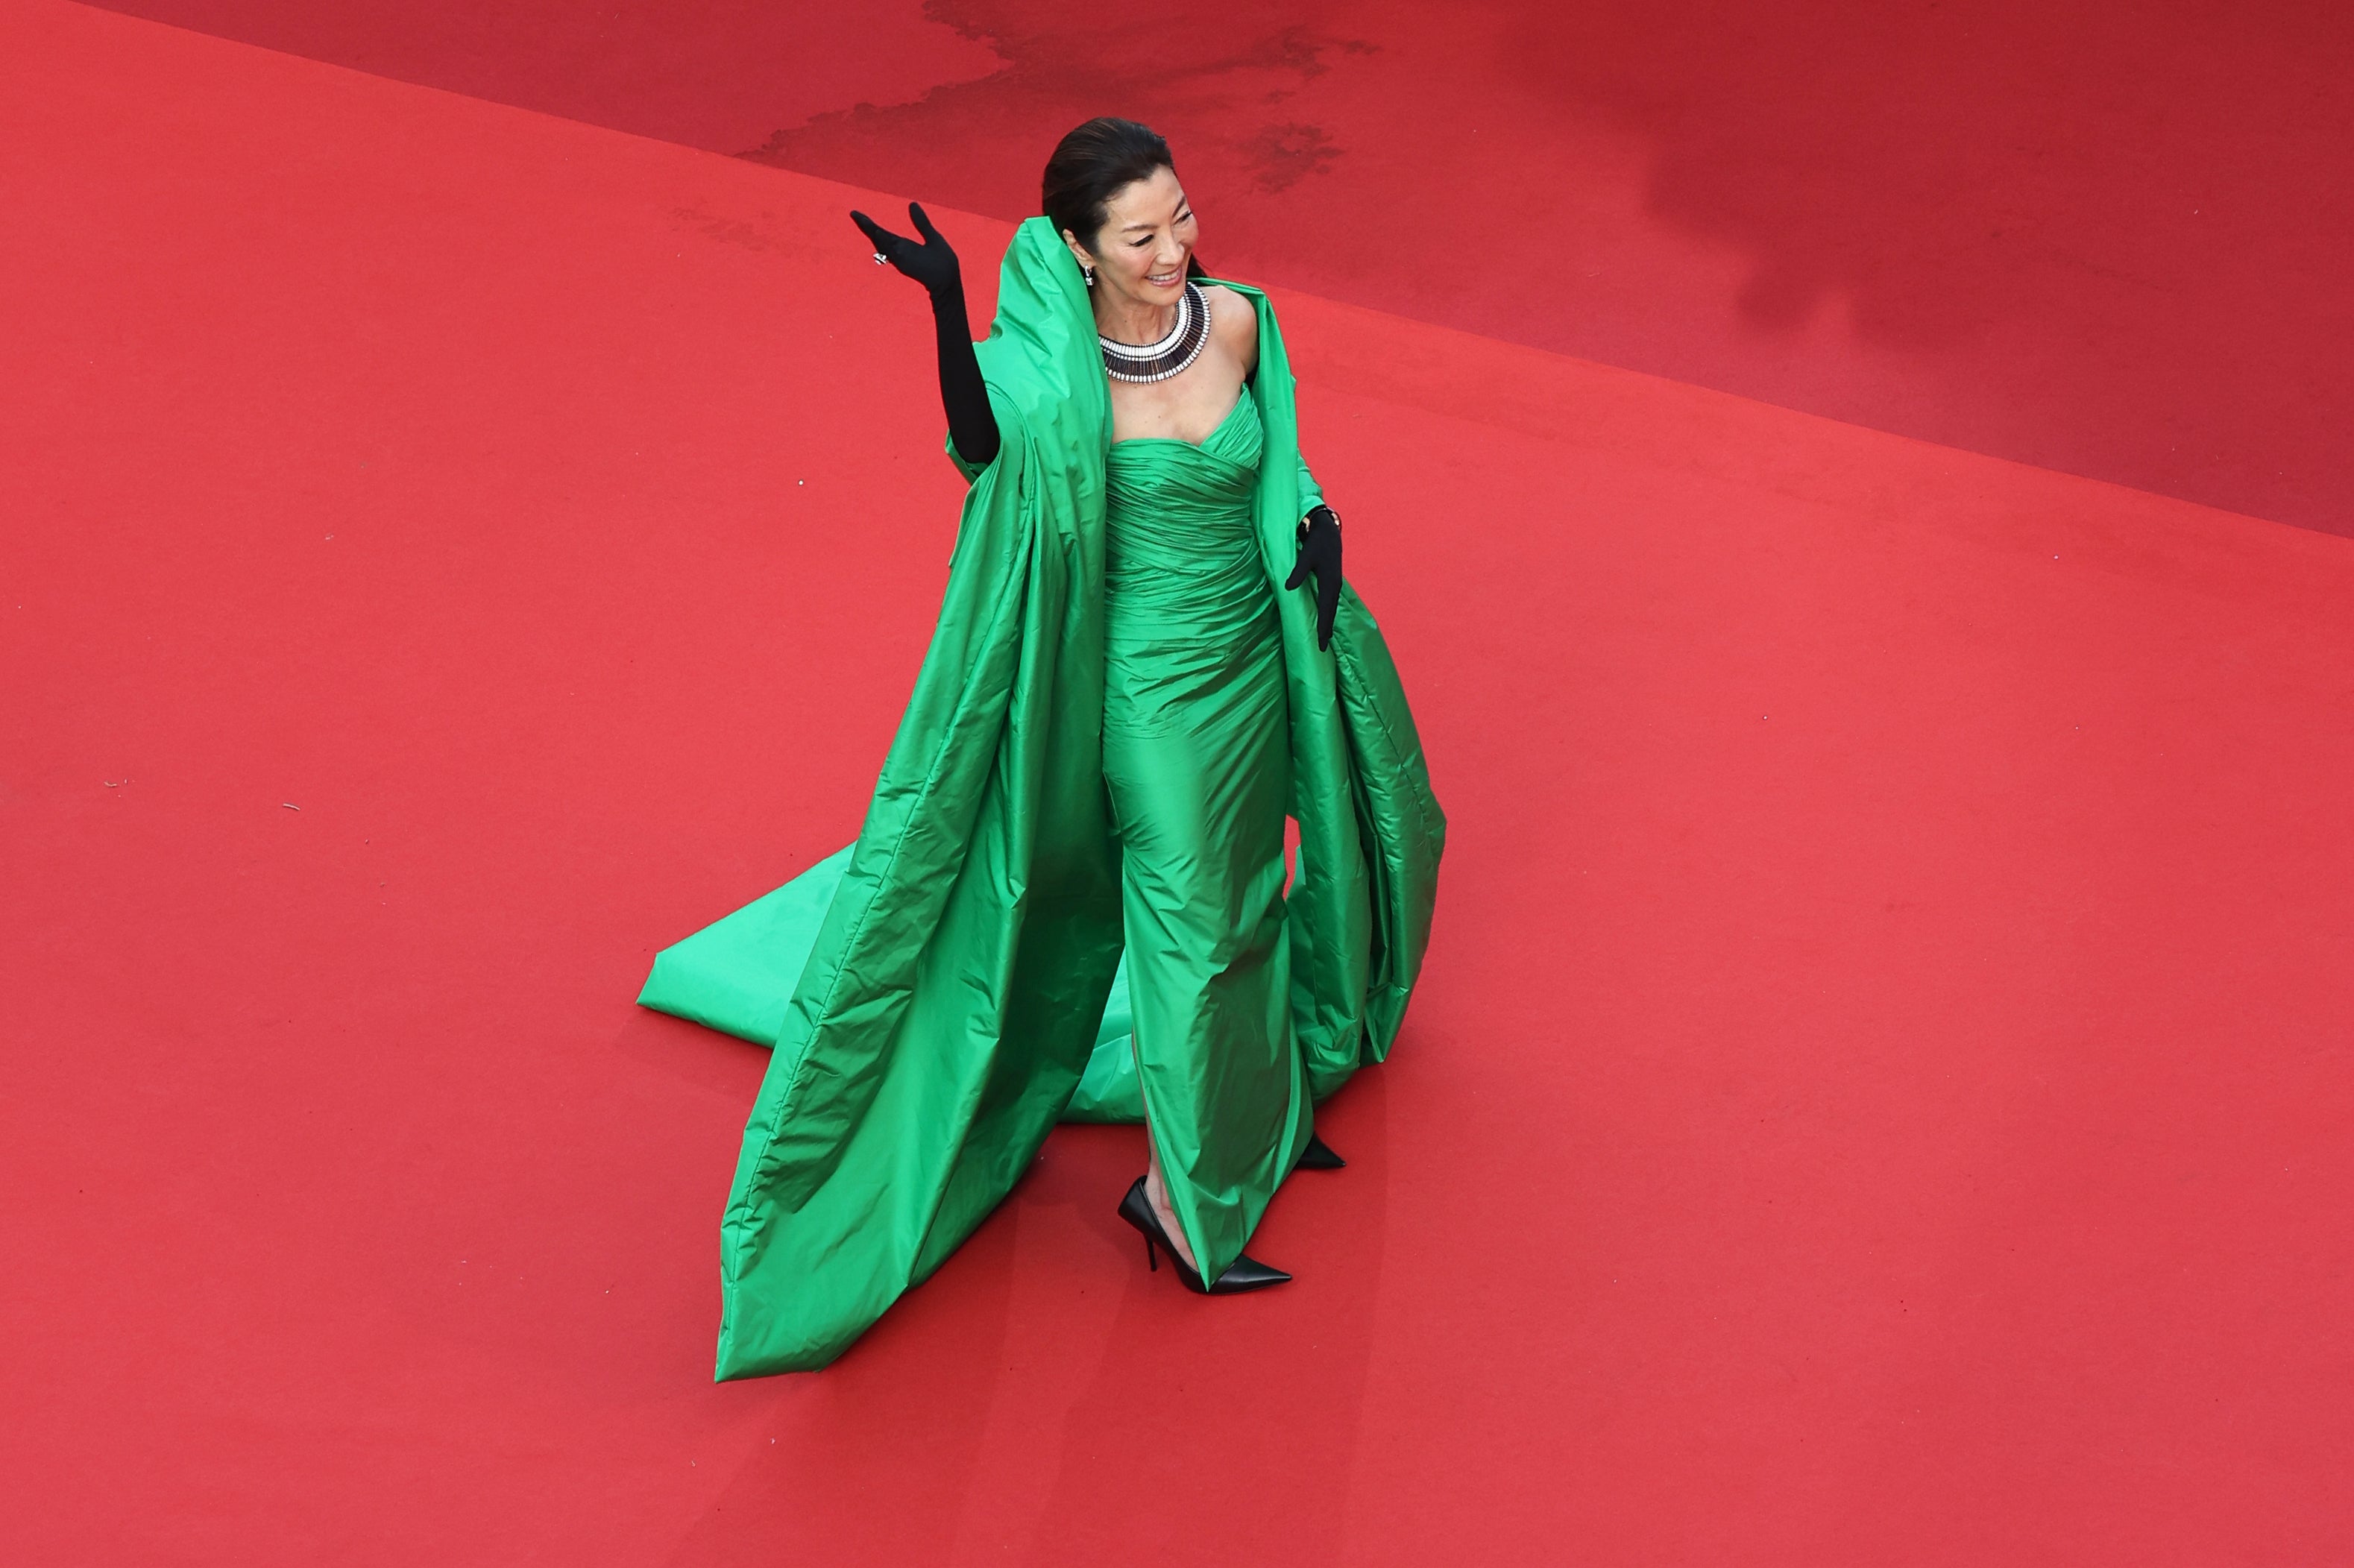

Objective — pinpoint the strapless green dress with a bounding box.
[1102,392,1310,1273]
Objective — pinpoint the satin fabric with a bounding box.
[1103,392,1311,1276]
[646,218,1444,1376]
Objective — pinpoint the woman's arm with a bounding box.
[927,277,999,470]
[1201,281,1259,380]
[1251,299,1339,652]
[852,203,1001,468]
[1203,281,1344,642]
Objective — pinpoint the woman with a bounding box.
[646,119,1442,1376]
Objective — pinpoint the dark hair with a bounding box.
[1042,117,1206,277]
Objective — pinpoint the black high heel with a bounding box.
[1297,1133,1346,1171]
[1117,1177,1291,1294]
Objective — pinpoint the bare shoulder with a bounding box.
[1200,282,1256,333]
[1200,283,1259,369]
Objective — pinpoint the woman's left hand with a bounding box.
[1286,505,1344,652]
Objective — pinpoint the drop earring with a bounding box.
[1083,264,1097,288]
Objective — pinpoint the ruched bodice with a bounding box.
[1103,392,1268,648]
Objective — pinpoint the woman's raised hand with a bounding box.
[851,202,961,297]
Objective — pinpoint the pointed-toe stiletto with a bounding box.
[1296,1133,1346,1170]
[1117,1177,1291,1294]
[1203,1253,1291,1290]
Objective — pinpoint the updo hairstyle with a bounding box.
[1042,117,1208,278]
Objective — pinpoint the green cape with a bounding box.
[640,218,1443,1376]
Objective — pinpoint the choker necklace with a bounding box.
[1100,280,1210,383]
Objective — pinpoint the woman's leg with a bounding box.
[1136,1064,1195,1271]
[1102,629,1309,1280]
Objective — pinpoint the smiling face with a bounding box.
[1063,165,1197,316]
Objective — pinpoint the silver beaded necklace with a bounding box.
[1099,280,1211,384]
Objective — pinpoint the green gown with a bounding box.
[638,218,1444,1377]
[1104,390,1309,1279]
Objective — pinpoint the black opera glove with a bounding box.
[850,202,1002,468]
[1285,504,1344,652]
[850,201,962,297]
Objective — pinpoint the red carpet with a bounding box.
[6,1,2352,1562]
[81,0,2354,536]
